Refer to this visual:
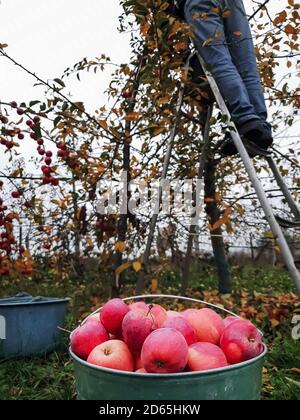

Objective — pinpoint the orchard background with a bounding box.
[0,0,299,399]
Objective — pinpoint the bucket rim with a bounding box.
[0,297,70,307]
[69,343,267,379]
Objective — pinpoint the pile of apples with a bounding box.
[70,299,264,374]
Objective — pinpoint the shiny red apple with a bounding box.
[220,320,263,364]
[183,308,225,345]
[141,328,188,373]
[100,298,129,335]
[162,316,197,345]
[87,339,134,372]
[187,342,228,371]
[70,319,109,360]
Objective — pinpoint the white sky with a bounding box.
[0,0,131,111]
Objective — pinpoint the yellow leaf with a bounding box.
[115,262,131,288]
[132,261,142,272]
[86,238,94,247]
[151,278,158,292]
[115,241,126,253]
[270,319,280,328]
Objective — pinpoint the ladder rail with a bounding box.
[195,52,300,296]
[266,155,300,220]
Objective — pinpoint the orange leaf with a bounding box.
[99,120,108,131]
[124,112,140,122]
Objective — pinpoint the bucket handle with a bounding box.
[81,294,241,326]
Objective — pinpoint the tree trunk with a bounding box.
[72,174,84,277]
[181,106,213,295]
[204,158,231,294]
[111,53,147,297]
[111,142,130,297]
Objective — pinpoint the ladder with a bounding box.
[136,50,300,296]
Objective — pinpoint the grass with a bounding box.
[0,265,299,400]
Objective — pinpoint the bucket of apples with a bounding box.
[69,295,267,400]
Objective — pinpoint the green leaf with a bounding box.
[29,100,41,107]
[53,78,65,88]
[53,116,62,127]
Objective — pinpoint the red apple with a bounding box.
[187,342,228,371]
[223,315,240,328]
[86,313,100,323]
[122,309,154,353]
[148,304,167,328]
[183,308,225,345]
[220,320,263,364]
[134,353,142,370]
[129,301,148,311]
[122,89,132,99]
[162,316,197,346]
[141,328,188,374]
[70,319,109,360]
[167,310,182,319]
[100,298,129,335]
[11,191,21,199]
[87,339,134,372]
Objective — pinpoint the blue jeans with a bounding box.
[184,0,268,127]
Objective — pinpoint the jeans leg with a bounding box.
[184,0,260,126]
[224,0,268,123]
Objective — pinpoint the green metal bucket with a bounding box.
[70,295,267,400]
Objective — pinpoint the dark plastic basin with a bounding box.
[0,292,69,359]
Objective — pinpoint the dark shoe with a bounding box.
[220,120,273,157]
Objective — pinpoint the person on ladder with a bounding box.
[171,0,274,156]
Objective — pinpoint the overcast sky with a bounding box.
[0,0,131,111]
